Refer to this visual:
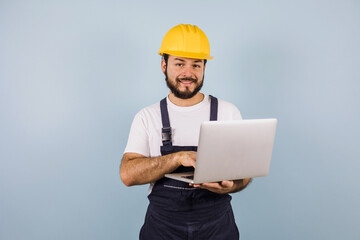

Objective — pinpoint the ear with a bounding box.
[161,59,166,74]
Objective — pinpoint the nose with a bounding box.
[180,66,195,78]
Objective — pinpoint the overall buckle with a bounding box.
[162,127,172,142]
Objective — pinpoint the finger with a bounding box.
[190,153,197,167]
[200,182,222,189]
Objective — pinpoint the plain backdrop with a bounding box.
[1,0,359,239]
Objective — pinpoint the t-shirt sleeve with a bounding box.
[232,105,242,120]
[123,111,150,157]
[218,99,243,121]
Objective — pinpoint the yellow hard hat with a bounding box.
[158,24,213,60]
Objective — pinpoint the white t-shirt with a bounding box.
[124,95,242,157]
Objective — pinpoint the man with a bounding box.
[120,24,251,240]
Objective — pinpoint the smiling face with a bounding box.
[162,55,206,100]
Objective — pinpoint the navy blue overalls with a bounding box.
[139,96,240,240]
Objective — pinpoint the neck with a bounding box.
[168,92,205,107]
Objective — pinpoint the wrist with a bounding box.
[229,179,250,193]
[171,152,182,168]
[231,180,241,192]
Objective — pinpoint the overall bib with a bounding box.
[139,96,239,240]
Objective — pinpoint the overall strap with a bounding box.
[160,95,218,148]
[209,95,218,121]
[160,98,172,149]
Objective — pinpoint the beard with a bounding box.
[165,70,204,99]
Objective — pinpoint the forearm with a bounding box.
[120,152,181,186]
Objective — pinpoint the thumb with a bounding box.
[191,159,196,168]
[221,180,233,188]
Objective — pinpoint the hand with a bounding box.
[190,180,235,194]
[174,151,196,168]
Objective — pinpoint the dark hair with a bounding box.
[162,53,207,66]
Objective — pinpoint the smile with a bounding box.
[178,79,196,86]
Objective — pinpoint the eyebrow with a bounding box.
[174,58,203,63]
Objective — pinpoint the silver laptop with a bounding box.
[165,119,277,184]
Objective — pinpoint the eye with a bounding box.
[175,63,183,67]
[193,64,201,68]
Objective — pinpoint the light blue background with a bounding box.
[1,0,359,239]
